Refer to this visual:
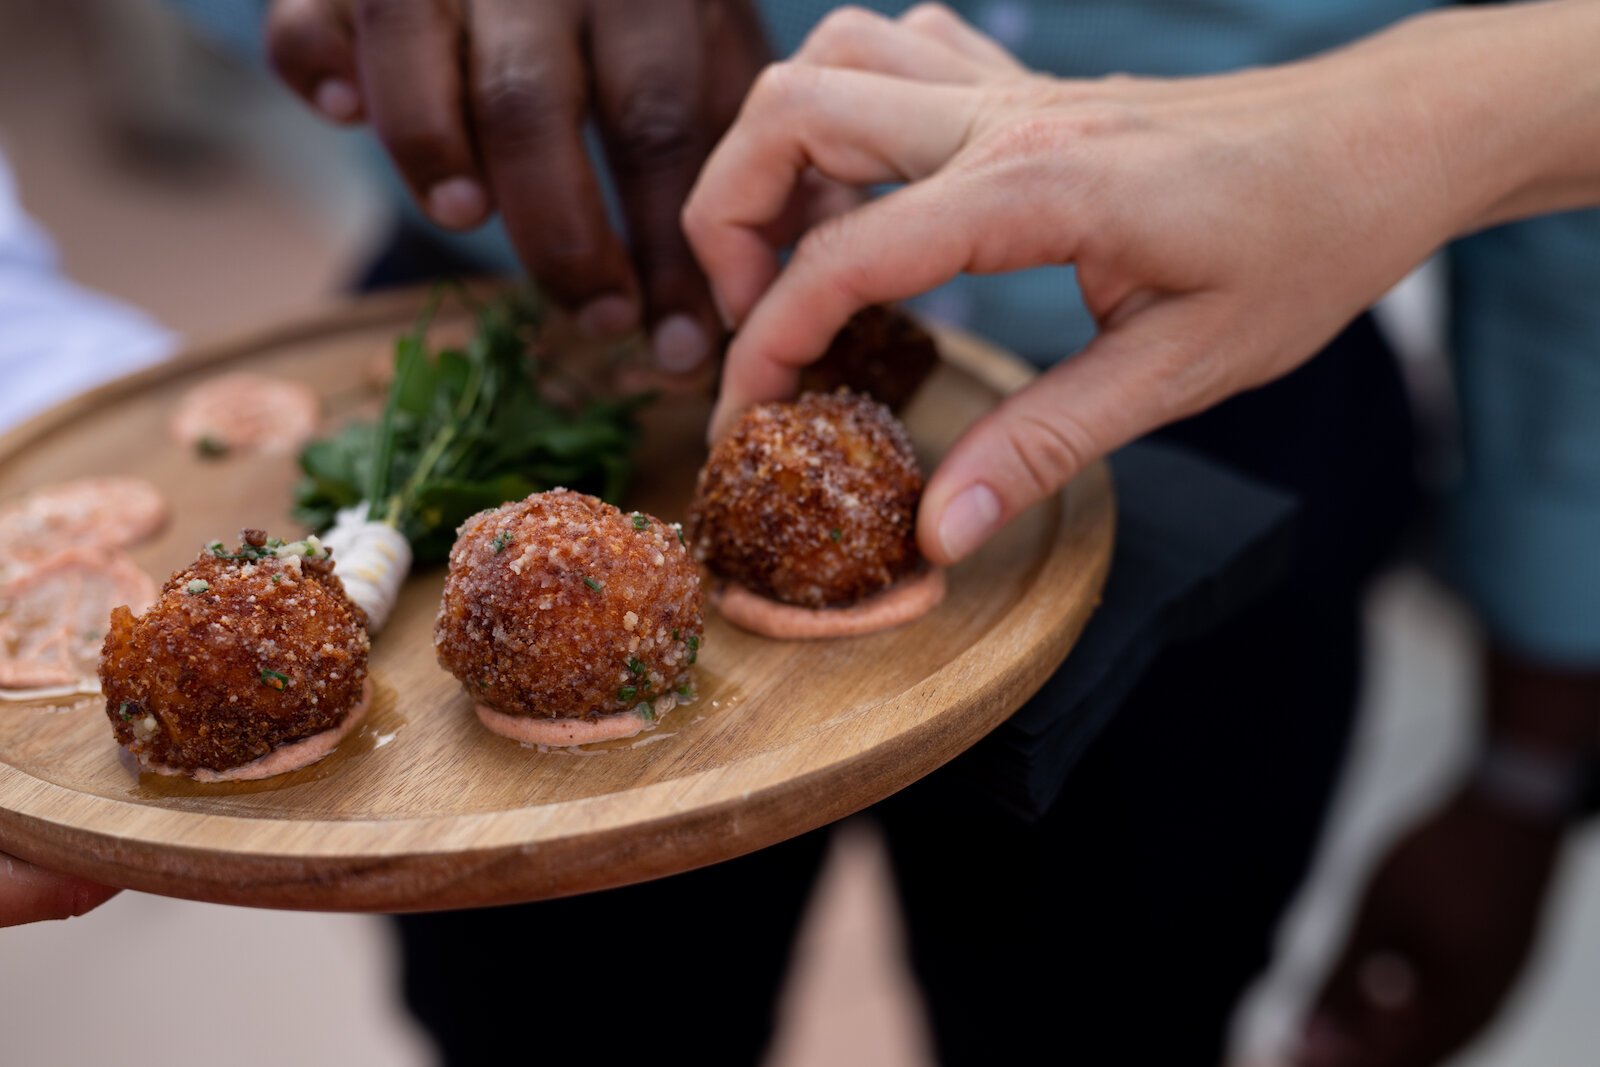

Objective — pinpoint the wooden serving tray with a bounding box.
[0,291,1114,911]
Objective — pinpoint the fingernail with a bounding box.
[426,177,488,230]
[576,294,640,341]
[313,78,360,122]
[652,314,710,373]
[937,484,1001,562]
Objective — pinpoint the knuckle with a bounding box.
[902,3,962,32]
[975,100,1135,169]
[264,0,339,80]
[806,6,874,53]
[609,82,698,173]
[1003,407,1095,497]
[679,198,709,251]
[474,64,578,151]
[749,61,819,116]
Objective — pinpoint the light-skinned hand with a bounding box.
[684,1,1600,566]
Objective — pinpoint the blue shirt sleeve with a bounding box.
[1444,209,1600,666]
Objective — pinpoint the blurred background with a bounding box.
[1,3,1597,1064]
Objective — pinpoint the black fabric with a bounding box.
[369,222,1416,1066]
[395,828,832,1065]
[873,311,1413,1065]
[950,442,1299,820]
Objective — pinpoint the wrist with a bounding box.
[1367,1,1600,235]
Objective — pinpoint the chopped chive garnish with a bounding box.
[618,685,638,702]
[117,702,132,721]
[677,527,686,546]
[271,574,283,584]
[627,657,645,675]
[672,628,680,640]
[676,684,692,697]
[829,528,842,542]
[632,512,648,530]
[686,634,700,651]
[686,651,697,665]
[185,579,210,595]
[583,576,603,591]
[640,703,656,722]
[206,540,225,555]
[260,669,290,690]
[492,530,513,553]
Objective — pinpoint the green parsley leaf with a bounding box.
[631,512,648,530]
[492,530,513,553]
[584,576,603,591]
[618,685,637,702]
[290,286,653,563]
[260,669,290,691]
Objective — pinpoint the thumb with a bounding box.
[919,293,1232,564]
[0,852,119,928]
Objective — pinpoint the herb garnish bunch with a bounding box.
[292,286,651,630]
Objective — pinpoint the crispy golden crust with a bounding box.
[434,490,703,722]
[98,531,370,774]
[798,305,940,413]
[687,390,923,608]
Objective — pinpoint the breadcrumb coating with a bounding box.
[434,490,703,722]
[687,390,923,608]
[99,529,370,773]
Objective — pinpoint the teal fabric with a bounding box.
[1447,212,1600,664]
[171,0,1600,662]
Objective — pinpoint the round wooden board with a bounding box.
[0,290,1114,912]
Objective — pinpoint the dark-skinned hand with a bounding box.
[266,0,775,375]
[1295,786,1564,1067]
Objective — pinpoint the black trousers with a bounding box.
[369,247,1414,1066]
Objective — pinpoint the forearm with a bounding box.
[1363,0,1600,233]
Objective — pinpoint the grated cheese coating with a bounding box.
[435,490,703,721]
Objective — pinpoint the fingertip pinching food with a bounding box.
[688,389,945,638]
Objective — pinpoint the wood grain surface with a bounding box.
[0,290,1114,912]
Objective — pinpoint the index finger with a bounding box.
[707,176,975,440]
[466,0,641,336]
[683,62,974,330]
